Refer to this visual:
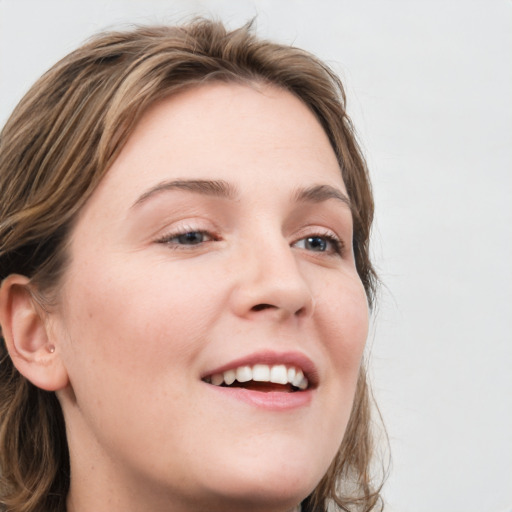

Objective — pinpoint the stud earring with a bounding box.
[48,345,55,354]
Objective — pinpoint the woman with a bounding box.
[0,19,382,512]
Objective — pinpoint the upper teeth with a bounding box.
[208,364,308,390]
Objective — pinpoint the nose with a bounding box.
[229,234,315,321]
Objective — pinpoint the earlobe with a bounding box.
[0,274,68,391]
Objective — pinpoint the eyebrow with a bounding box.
[132,179,351,210]
[293,184,351,209]
[132,179,238,208]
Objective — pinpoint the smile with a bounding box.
[203,364,309,392]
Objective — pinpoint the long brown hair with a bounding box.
[0,19,382,511]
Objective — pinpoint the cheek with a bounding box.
[54,258,228,457]
[316,273,369,381]
[303,274,369,468]
[58,257,223,392]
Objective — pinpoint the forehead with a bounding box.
[83,82,347,217]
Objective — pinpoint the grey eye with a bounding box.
[173,231,208,245]
[293,234,342,255]
[303,236,328,251]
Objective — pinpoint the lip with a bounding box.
[201,350,318,411]
[205,384,314,411]
[201,349,319,387]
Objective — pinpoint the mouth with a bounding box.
[202,363,309,392]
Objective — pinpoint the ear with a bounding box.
[0,274,68,391]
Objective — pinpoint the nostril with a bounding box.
[251,303,275,312]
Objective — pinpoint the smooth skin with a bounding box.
[0,83,369,512]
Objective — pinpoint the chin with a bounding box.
[196,454,325,512]
[204,482,308,512]
[183,417,341,511]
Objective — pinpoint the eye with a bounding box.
[157,229,215,247]
[293,234,343,255]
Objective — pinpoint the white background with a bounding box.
[0,1,511,511]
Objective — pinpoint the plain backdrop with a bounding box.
[0,1,511,511]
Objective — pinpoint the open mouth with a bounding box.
[202,364,309,392]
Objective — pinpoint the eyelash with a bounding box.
[156,226,218,248]
[156,226,345,256]
[292,230,345,256]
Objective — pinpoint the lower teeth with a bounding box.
[224,381,297,392]
[202,377,304,392]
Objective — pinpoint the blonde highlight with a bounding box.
[0,19,382,511]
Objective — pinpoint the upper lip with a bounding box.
[201,350,319,388]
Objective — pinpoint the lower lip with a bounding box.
[205,384,313,411]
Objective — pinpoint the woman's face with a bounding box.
[51,83,369,512]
